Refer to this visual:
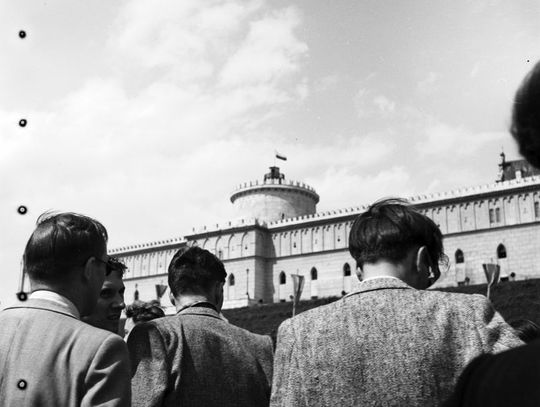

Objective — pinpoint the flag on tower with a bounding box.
[275,151,287,161]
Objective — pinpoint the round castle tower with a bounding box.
[230,166,320,223]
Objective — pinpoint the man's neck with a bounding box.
[30,282,85,316]
[175,294,216,313]
[362,261,408,283]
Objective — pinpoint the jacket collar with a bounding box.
[346,276,414,297]
[5,296,80,320]
[176,304,223,320]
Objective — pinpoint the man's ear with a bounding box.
[355,264,364,281]
[82,257,95,282]
[169,291,176,306]
[415,246,431,275]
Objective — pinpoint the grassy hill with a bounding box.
[221,279,540,342]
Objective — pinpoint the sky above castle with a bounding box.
[1,0,539,306]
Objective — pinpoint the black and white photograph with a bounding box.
[1,1,540,406]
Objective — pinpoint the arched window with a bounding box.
[455,249,464,264]
[279,271,286,285]
[228,274,235,286]
[343,263,351,276]
[497,244,507,259]
[311,267,318,280]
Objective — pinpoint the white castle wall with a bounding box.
[115,176,540,309]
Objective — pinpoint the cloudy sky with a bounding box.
[1,0,539,307]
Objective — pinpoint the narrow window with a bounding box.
[489,209,495,224]
[497,244,507,259]
[228,274,235,286]
[343,263,351,276]
[535,201,540,218]
[311,267,318,280]
[495,208,501,223]
[455,249,464,264]
[279,271,286,285]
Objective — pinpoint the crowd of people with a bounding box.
[1,62,540,407]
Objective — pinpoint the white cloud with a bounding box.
[373,95,396,114]
[417,72,441,94]
[219,6,307,86]
[314,166,414,211]
[417,123,506,156]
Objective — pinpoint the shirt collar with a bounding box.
[361,275,403,284]
[29,290,80,319]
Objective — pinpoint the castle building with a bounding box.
[110,159,540,311]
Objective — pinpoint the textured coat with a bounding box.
[128,306,274,407]
[0,298,131,407]
[270,278,523,407]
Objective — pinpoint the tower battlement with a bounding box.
[230,167,319,223]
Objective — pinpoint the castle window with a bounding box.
[343,263,351,276]
[455,249,464,264]
[495,208,501,223]
[311,267,318,280]
[228,274,235,286]
[489,209,495,224]
[497,244,507,259]
[279,271,286,285]
[535,201,540,218]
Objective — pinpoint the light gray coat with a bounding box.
[128,306,274,407]
[0,298,131,407]
[270,278,523,407]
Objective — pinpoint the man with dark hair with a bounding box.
[128,246,274,407]
[511,60,540,168]
[83,257,127,335]
[443,61,540,407]
[0,212,131,406]
[270,199,522,407]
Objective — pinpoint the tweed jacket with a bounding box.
[127,305,274,407]
[270,278,523,407]
[0,298,131,407]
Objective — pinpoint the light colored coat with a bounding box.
[0,298,131,407]
[270,278,523,407]
[128,305,274,407]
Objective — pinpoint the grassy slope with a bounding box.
[221,279,540,341]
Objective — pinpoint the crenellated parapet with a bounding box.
[232,178,318,195]
[230,166,320,223]
[109,237,184,255]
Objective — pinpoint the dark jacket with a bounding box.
[445,340,540,407]
[128,305,274,407]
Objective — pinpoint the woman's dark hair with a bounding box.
[126,300,165,323]
[511,61,540,169]
[349,198,446,270]
[168,246,227,297]
[24,211,108,282]
[509,319,540,343]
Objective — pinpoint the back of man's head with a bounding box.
[168,246,227,298]
[349,198,444,271]
[24,212,108,284]
[511,60,540,169]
